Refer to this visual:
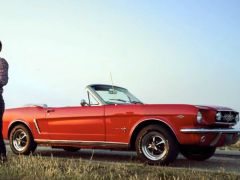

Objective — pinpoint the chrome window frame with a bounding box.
[86,84,142,106]
[86,85,106,105]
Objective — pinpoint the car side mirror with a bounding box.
[80,99,88,106]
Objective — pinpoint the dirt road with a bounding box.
[6,145,240,174]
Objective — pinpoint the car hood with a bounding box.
[195,105,236,112]
[143,104,235,112]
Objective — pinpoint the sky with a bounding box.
[0,0,239,115]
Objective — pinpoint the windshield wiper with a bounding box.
[108,99,143,104]
[131,101,143,104]
[109,99,128,103]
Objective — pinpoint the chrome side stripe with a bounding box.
[35,139,128,148]
[33,119,41,134]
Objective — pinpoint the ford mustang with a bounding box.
[3,84,240,165]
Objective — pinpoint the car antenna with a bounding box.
[110,72,115,91]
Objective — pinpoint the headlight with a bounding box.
[235,114,239,122]
[197,111,203,124]
[216,112,222,121]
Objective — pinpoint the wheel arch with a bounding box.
[129,119,179,150]
[8,120,32,139]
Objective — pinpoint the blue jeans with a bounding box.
[0,95,6,157]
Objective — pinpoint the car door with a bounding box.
[105,104,136,143]
[45,105,105,141]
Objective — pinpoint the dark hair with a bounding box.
[0,41,2,52]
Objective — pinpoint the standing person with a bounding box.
[0,41,9,163]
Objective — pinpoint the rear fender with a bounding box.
[7,120,31,139]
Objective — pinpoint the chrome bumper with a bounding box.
[181,128,240,134]
[181,128,240,146]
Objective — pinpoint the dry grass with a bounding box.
[219,141,240,151]
[0,155,239,180]
[230,141,240,149]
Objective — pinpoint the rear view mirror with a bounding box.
[80,99,88,106]
[109,88,117,94]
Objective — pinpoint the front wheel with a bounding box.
[180,146,216,161]
[9,125,37,155]
[135,125,179,165]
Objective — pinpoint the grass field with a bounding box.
[0,155,239,180]
[229,141,240,150]
[219,141,240,151]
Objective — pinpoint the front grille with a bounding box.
[219,111,238,124]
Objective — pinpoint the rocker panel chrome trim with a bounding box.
[35,139,128,148]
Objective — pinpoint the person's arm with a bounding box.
[0,58,9,87]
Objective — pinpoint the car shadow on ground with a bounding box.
[34,148,140,163]
[32,148,240,172]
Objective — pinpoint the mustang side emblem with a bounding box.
[121,127,127,133]
[177,115,185,119]
[114,127,127,133]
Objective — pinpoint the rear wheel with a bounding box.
[9,125,37,155]
[180,146,216,161]
[135,125,179,165]
[63,147,80,152]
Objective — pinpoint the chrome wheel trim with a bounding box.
[141,132,168,161]
[12,129,28,152]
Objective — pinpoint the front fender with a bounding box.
[128,116,180,144]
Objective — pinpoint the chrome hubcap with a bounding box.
[13,129,27,152]
[141,133,168,161]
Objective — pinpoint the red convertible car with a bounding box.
[3,84,240,165]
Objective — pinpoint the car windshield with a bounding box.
[91,85,143,105]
